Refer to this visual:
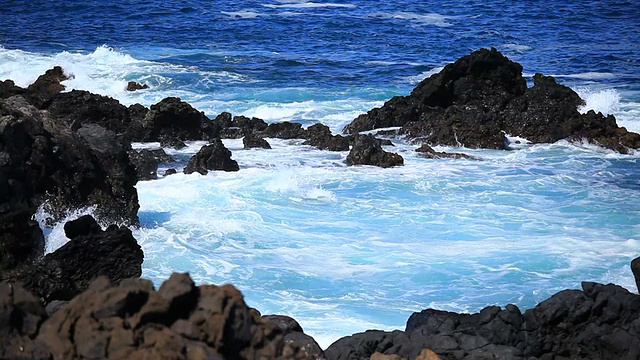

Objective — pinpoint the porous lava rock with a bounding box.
[128,148,175,181]
[126,81,149,91]
[26,66,69,108]
[326,282,640,360]
[346,134,403,168]
[138,97,220,143]
[243,133,272,149]
[415,144,474,159]
[344,48,640,153]
[0,273,320,360]
[184,139,240,175]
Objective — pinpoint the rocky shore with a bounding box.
[1,48,640,359]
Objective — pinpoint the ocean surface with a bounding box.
[2,0,640,348]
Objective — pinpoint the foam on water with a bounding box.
[126,139,640,348]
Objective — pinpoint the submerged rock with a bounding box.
[260,121,307,139]
[128,148,175,180]
[0,273,319,360]
[303,123,350,151]
[346,134,403,168]
[344,48,640,153]
[415,144,474,159]
[243,133,272,149]
[184,138,239,175]
[126,81,149,91]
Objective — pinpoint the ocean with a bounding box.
[1,0,639,348]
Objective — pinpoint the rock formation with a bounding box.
[0,273,320,360]
[344,48,640,153]
[303,123,350,151]
[415,145,474,159]
[184,139,240,175]
[346,134,403,168]
[128,148,175,181]
[243,133,272,149]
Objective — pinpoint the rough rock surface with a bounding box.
[415,144,474,159]
[128,148,175,180]
[243,133,272,149]
[184,139,240,175]
[263,315,326,360]
[303,123,350,151]
[0,95,139,225]
[1,215,143,302]
[126,81,149,91]
[139,97,220,142]
[26,66,69,108]
[0,273,319,360]
[632,256,640,293]
[344,48,640,153]
[0,206,44,271]
[260,121,307,139]
[346,134,403,168]
[326,282,640,360]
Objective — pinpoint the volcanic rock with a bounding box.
[126,81,149,91]
[243,133,272,149]
[26,66,69,108]
[326,282,640,360]
[128,148,175,180]
[633,257,640,293]
[0,95,139,225]
[344,48,640,152]
[346,134,403,168]
[415,144,474,159]
[264,315,325,360]
[1,215,143,302]
[0,206,44,271]
[184,139,239,175]
[303,123,350,151]
[0,273,319,359]
[260,121,307,139]
[138,97,220,143]
[0,79,25,99]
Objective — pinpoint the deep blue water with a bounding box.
[2,0,640,348]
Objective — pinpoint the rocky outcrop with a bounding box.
[346,134,403,168]
[215,113,269,139]
[344,48,640,153]
[263,315,326,360]
[303,123,350,151]
[0,206,44,271]
[326,282,640,360]
[184,139,239,175]
[26,66,70,109]
[632,257,640,293]
[260,121,307,139]
[126,81,149,91]
[128,148,175,181]
[0,95,139,225]
[244,133,272,149]
[138,97,220,143]
[415,144,474,159]
[0,273,319,360]
[1,215,143,303]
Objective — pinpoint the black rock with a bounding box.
[126,81,149,91]
[632,257,640,293]
[128,148,175,181]
[415,144,474,159]
[243,133,272,149]
[184,139,239,175]
[346,134,403,168]
[163,168,178,176]
[63,215,102,239]
[0,206,44,271]
[260,121,306,139]
[160,138,187,149]
[303,123,350,151]
[26,66,69,109]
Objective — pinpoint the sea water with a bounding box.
[2,0,639,348]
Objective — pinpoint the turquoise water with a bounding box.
[2,0,640,348]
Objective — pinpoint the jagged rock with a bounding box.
[160,138,187,149]
[138,97,220,143]
[260,121,307,139]
[128,148,175,180]
[0,95,139,225]
[0,79,25,99]
[243,133,272,149]
[415,144,474,159]
[0,206,44,271]
[1,216,143,302]
[126,81,149,91]
[164,168,178,176]
[344,48,640,152]
[327,281,640,360]
[264,315,325,360]
[632,257,640,293]
[0,273,319,359]
[346,134,403,168]
[303,123,350,151]
[184,139,239,175]
[26,66,69,108]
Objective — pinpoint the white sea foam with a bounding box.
[501,43,531,53]
[575,87,620,116]
[34,205,99,254]
[368,12,454,27]
[262,2,357,9]
[221,10,262,19]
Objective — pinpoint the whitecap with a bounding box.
[262,2,357,9]
[368,12,454,27]
[575,87,620,116]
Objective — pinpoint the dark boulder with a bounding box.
[2,216,143,302]
[264,315,326,360]
[184,139,239,175]
[26,66,69,109]
[0,206,44,271]
[260,121,307,139]
[632,257,640,293]
[138,97,220,142]
[303,123,350,151]
[0,79,26,99]
[415,144,474,159]
[164,168,178,176]
[346,134,403,168]
[160,137,187,149]
[0,95,139,226]
[128,148,175,181]
[243,133,272,149]
[126,81,149,91]
[344,48,640,152]
[214,113,270,139]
